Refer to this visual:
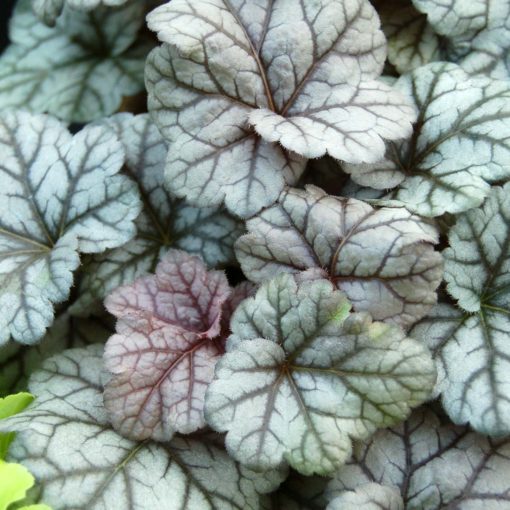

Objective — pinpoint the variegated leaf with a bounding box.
[145,0,416,217]
[205,274,436,475]
[0,111,141,345]
[236,186,442,328]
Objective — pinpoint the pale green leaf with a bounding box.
[326,483,403,510]
[0,393,33,459]
[0,111,141,345]
[205,274,436,475]
[0,460,34,510]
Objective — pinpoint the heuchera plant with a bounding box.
[0,0,509,508]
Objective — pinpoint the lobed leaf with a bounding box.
[145,0,415,217]
[0,111,141,345]
[410,184,510,436]
[327,407,510,509]
[0,346,283,510]
[205,274,436,475]
[0,0,152,122]
[327,484,403,510]
[345,63,510,216]
[236,186,442,328]
[72,113,243,314]
[103,250,252,442]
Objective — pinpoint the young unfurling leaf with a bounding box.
[103,249,254,442]
[0,0,152,122]
[145,0,416,217]
[236,186,442,327]
[0,346,283,510]
[344,63,510,216]
[410,184,510,436]
[204,274,436,475]
[327,407,510,508]
[72,113,244,315]
[0,111,141,346]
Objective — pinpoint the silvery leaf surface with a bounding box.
[204,274,436,475]
[372,0,442,74]
[326,484,404,510]
[409,184,510,435]
[145,0,416,217]
[345,63,510,216]
[327,407,510,509]
[0,110,141,345]
[103,250,252,442]
[0,0,152,122]
[0,346,284,510]
[412,0,510,80]
[235,186,442,328]
[72,113,244,315]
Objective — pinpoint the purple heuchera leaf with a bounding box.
[103,249,247,441]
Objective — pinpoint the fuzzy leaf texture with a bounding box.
[0,0,152,122]
[103,249,254,442]
[410,183,510,436]
[204,274,436,475]
[72,113,243,314]
[0,111,141,346]
[145,0,416,217]
[345,62,510,216]
[0,346,284,510]
[327,407,510,509]
[412,0,510,79]
[236,186,443,328]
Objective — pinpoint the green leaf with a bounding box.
[71,113,244,315]
[0,393,33,459]
[0,111,141,346]
[409,183,510,435]
[345,63,510,216]
[0,0,152,122]
[205,274,436,475]
[328,407,510,508]
[0,460,34,510]
[0,346,285,510]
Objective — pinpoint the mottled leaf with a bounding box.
[413,0,510,79]
[0,111,140,345]
[372,0,442,73]
[145,0,415,217]
[327,484,403,510]
[328,407,510,509]
[103,250,251,441]
[409,184,510,436]
[205,274,436,475]
[72,113,243,314]
[0,0,152,122]
[0,346,284,510]
[345,63,510,216]
[0,312,114,397]
[32,0,128,26]
[236,186,442,328]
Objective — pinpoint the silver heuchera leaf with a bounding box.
[0,346,284,510]
[145,0,416,217]
[0,312,113,396]
[345,62,510,216]
[236,186,442,328]
[413,0,510,80]
[0,0,152,122]
[204,274,436,475]
[103,250,252,442]
[0,110,141,346]
[372,0,442,74]
[72,113,244,314]
[327,484,404,510]
[327,407,510,509]
[410,184,510,436]
[32,0,129,26]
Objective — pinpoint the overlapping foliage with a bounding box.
[0,0,510,508]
